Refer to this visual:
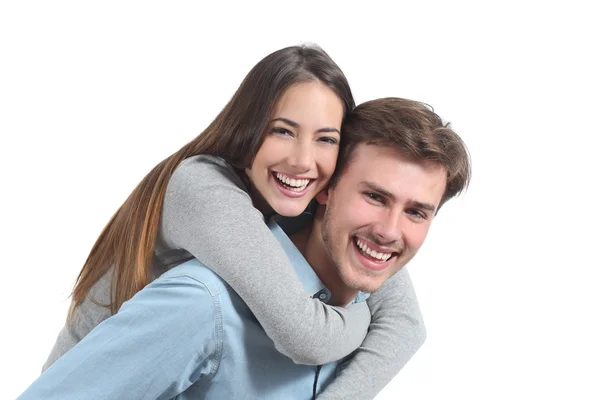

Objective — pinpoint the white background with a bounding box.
[1,1,599,399]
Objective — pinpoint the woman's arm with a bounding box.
[20,262,221,399]
[161,156,370,364]
[42,269,113,371]
[317,268,426,399]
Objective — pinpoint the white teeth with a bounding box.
[276,173,310,189]
[355,238,393,262]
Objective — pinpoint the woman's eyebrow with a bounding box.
[271,117,298,128]
[271,117,340,134]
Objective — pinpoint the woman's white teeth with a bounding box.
[276,173,310,190]
[355,238,392,261]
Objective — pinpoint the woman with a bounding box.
[36,45,424,399]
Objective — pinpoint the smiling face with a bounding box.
[246,81,344,217]
[316,143,447,296]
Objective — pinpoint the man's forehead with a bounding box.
[343,143,413,175]
[339,143,447,204]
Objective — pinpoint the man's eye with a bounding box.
[365,192,385,204]
[407,209,427,220]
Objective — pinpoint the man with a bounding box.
[19,98,470,399]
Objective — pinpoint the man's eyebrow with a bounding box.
[410,200,437,213]
[361,181,396,201]
[361,181,437,212]
[271,117,340,134]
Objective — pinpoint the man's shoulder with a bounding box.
[159,259,230,298]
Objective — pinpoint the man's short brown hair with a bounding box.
[332,97,471,209]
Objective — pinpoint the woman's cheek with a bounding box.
[321,147,339,177]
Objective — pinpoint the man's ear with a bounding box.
[316,187,330,205]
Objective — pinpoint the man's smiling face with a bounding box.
[317,143,447,294]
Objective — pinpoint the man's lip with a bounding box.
[351,238,395,272]
[354,236,399,254]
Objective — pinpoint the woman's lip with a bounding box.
[272,173,314,198]
[272,171,316,180]
[351,239,395,272]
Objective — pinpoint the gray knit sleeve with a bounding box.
[161,156,370,364]
[317,267,426,398]
[42,271,113,371]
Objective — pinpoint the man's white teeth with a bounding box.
[355,238,392,261]
[276,173,310,190]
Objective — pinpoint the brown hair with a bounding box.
[331,97,471,208]
[70,45,355,319]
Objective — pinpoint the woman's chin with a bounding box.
[271,200,311,217]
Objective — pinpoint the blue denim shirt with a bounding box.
[19,221,366,399]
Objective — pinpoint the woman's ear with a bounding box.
[316,187,330,205]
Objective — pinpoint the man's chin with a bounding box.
[342,271,384,294]
[355,281,384,294]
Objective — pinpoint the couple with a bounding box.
[20,45,470,399]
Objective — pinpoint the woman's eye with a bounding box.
[318,136,338,145]
[271,127,293,136]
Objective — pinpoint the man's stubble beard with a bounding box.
[321,198,379,294]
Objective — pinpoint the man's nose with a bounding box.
[372,213,404,246]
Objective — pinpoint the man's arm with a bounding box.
[19,261,222,400]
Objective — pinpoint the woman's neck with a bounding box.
[236,167,276,219]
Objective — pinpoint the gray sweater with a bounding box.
[44,155,426,399]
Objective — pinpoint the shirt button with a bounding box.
[319,293,327,300]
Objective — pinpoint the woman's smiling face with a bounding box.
[246,81,344,217]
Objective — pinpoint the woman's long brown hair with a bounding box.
[69,45,355,321]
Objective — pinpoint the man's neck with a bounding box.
[291,217,359,307]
